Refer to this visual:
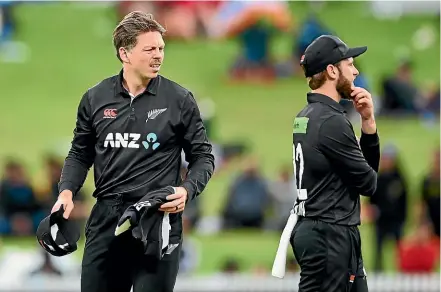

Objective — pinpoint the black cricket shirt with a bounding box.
[59,70,215,201]
[292,93,380,226]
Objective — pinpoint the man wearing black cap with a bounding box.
[286,35,380,292]
[48,11,214,292]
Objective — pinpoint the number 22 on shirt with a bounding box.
[293,143,308,201]
[293,116,309,216]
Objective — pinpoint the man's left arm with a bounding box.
[359,133,380,172]
[179,92,215,200]
[352,87,380,173]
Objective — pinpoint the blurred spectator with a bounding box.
[117,1,220,40]
[35,155,64,210]
[43,155,88,223]
[397,221,439,273]
[420,83,440,117]
[420,147,440,238]
[380,60,420,115]
[220,258,241,273]
[369,144,408,271]
[157,1,221,40]
[0,159,44,236]
[0,1,28,63]
[215,143,249,173]
[0,1,15,43]
[197,97,228,172]
[209,1,292,83]
[268,164,296,230]
[179,215,200,275]
[222,156,270,229]
[30,155,88,243]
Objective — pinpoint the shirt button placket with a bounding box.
[129,102,135,120]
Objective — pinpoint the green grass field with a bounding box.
[0,2,439,274]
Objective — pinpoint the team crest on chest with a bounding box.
[146,108,167,123]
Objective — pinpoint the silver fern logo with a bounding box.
[146,108,167,123]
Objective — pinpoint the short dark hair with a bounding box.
[113,11,166,62]
[307,71,327,90]
[306,62,342,90]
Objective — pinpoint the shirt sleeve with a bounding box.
[179,92,215,200]
[359,131,380,172]
[58,91,96,197]
[318,115,378,197]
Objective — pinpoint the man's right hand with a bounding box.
[51,190,74,219]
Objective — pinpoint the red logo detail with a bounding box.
[300,54,305,64]
[104,109,117,119]
[349,274,355,282]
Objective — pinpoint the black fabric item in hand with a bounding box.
[115,186,175,259]
[36,205,80,257]
[134,207,164,256]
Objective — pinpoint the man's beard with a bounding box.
[336,74,353,100]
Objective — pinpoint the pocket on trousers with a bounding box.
[84,203,100,238]
[291,220,325,263]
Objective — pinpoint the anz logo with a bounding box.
[142,133,160,150]
[104,132,160,150]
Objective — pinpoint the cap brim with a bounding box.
[345,46,367,59]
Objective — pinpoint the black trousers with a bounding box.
[291,218,368,292]
[81,195,182,292]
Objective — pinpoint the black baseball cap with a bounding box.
[300,35,367,77]
[36,205,80,257]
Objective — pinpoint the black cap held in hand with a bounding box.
[300,35,367,78]
[36,205,80,257]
